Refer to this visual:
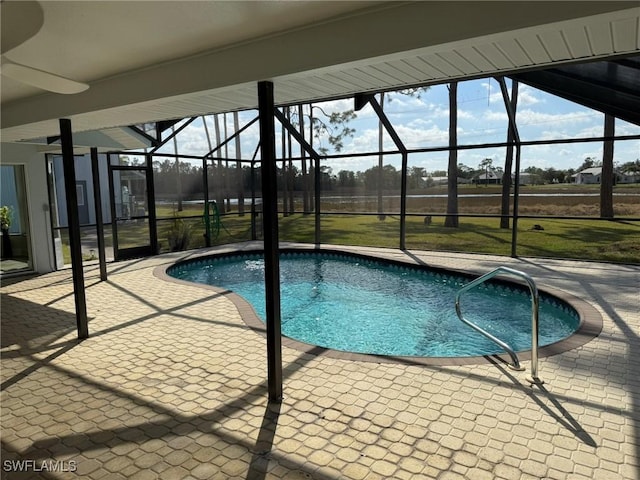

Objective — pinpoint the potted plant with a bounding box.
[1,206,13,258]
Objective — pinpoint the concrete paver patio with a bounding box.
[1,242,639,479]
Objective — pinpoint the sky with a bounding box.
[147,77,640,175]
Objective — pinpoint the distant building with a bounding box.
[473,170,501,185]
[620,169,640,184]
[422,176,472,186]
[572,167,602,184]
[425,176,448,186]
[572,167,631,184]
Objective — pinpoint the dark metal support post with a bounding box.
[90,148,107,281]
[315,156,321,245]
[203,158,211,247]
[600,114,615,219]
[368,97,408,250]
[511,146,522,257]
[145,153,159,254]
[251,159,257,240]
[400,152,408,249]
[107,154,120,260]
[496,77,522,257]
[60,119,89,339]
[250,142,261,241]
[258,81,283,402]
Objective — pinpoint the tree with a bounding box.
[457,163,474,180]
[287,114,295,215]
[578,156,600,172]
[319,166,335,190]
[234,111,245,216]
[296,103,357,213]
[153,159,174,174]
[377,92,385,219]
[620,160,640,174]
[524,166,544,185]
[298,104,310,213]
[214,114,225,213]
[223,113,231,212]
[362,165,399,191]
[564,168,575,184]
[408,166,426,189]
[543,168,563,184]
[478,157,494,186]
[445,82,459,228]
[308,106,316,213]
[337,170,356,188]
[171,125,183,211]
[202,114,215,207]
[309,106,356,155]
[281,107,289,217]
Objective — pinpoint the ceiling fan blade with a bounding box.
[1,1,44,54]
[1,62,89,94]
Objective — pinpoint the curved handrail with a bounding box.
[455,266,542,383]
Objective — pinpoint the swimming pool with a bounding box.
[166,250,581,358]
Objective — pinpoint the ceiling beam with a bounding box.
[511,58,640,125]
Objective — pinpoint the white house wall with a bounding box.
[0,142,55,273]
[52,154,112,228]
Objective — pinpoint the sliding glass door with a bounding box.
[1,165,32,274]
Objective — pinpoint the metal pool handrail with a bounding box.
[455,266,543,384]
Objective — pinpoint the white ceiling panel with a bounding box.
[416,54,463,78]
[383,60,427,84]
[611,17,639,52]
[289,78,338,98]
[518,34,552,64]
[277,79,332,103]
[368,62,418,86]
[473,43,515,70]
[561,26,593,58]
[323,73,369,93]
[586,22,616,56]
[2,1,639,146]
[360,65,406,87]
[437,51,478,76]
[495,39,533,67]
[453,47,498,73]
[333,68,385,91]
[539,31,572,61]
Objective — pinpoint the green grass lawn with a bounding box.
[59,186,640,264]
[60,214,639,264]
[277,214,640,264]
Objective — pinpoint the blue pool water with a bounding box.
[168,251,580,357]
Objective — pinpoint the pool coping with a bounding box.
[153,245,603,368]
